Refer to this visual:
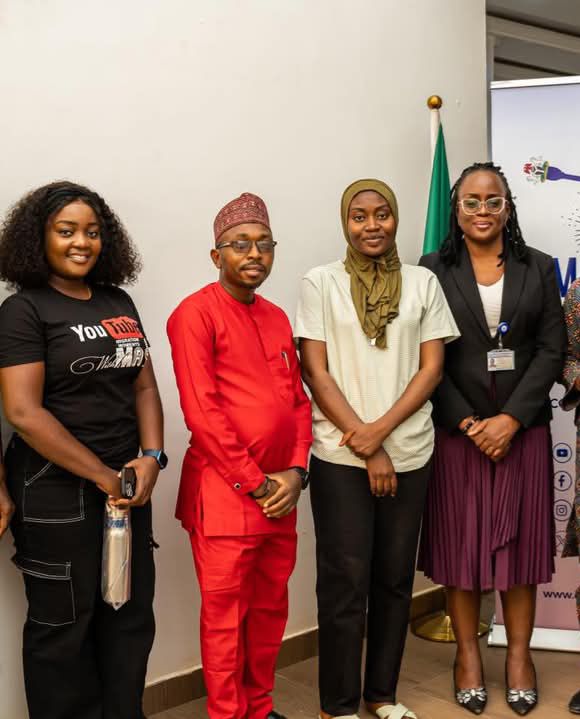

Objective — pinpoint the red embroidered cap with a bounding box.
[213,192,271,242]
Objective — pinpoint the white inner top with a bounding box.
[477,274,504,337]
[294,261,460,472]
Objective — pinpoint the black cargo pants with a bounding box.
[6,434,156,719]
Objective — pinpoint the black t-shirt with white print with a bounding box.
[0,285,149,463]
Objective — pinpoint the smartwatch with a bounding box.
[142,449,169,470]
[291,466,309,489]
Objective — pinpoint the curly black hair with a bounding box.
[0,181,142,289]
[440,161,528,266]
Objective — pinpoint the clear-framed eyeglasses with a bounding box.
[216,239,277,254]
[459,197,508,215]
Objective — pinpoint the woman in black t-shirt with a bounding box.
[0,181,165,719]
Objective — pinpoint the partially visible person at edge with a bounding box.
[418,162,566,717]
[167,192,312,719]
[295,179,459,719]
[0,181,165,719]
[560,280,580,716]
[0,447,14,541]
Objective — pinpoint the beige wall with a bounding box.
[0,1,487,715]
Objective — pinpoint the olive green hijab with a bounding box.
[341,178,402,349]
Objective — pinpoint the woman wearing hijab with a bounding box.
[295,179,459,719]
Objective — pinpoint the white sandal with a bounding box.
[372,704,417,719]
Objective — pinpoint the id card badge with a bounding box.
[488,321,515,372]
[487,348,515,372]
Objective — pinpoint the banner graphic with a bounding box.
[490,78,580,651]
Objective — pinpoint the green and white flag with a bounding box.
[423,123,450,255]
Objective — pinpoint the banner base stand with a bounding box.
[411,610,490,642]
[488,616,580,652]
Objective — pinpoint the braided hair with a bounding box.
[439,161,528,265]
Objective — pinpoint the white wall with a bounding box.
[0,1,487,715]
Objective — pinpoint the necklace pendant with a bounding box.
[369,337,377,346]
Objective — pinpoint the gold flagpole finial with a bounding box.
[427,95,443,109]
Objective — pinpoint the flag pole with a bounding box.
[427,94,442,164]
[421,95,451,256]
[410,95,490,643]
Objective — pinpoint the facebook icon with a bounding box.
[554,471,573,492]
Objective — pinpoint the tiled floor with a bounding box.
[151,630,579,718]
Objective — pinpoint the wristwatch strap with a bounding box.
[142,449,168,469]
[290,466,309,489]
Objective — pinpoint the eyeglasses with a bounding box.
[459,197,508,215]
[216,239,277,254]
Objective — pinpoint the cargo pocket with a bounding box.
[12,555,76,626]
[23,462,85,524]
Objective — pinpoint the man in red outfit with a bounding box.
[167,192,312,719]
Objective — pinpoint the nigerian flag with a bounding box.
[423,124,450,254]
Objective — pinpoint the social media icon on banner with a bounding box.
[553,443,572,463]
[554,499,572,522]
[554,471,573,492]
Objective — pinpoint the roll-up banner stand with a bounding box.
[489,76,580,652]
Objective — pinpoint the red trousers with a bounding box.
[190,529,297,719]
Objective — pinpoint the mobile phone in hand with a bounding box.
[120,466,137,499]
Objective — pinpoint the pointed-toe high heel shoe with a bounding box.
[505,662,538,716]
[569,689,580,715]
[453,661,487,715]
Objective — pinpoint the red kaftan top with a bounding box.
[167,282,312,536]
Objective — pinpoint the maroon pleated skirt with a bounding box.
[418,425,555,591]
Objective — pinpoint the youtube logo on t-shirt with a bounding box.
[101,316,144,340]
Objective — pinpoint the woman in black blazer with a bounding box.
[418,162,565,716]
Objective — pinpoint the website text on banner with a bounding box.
[490,77,580,652]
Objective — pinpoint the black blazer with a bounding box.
[420,245,566,430]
